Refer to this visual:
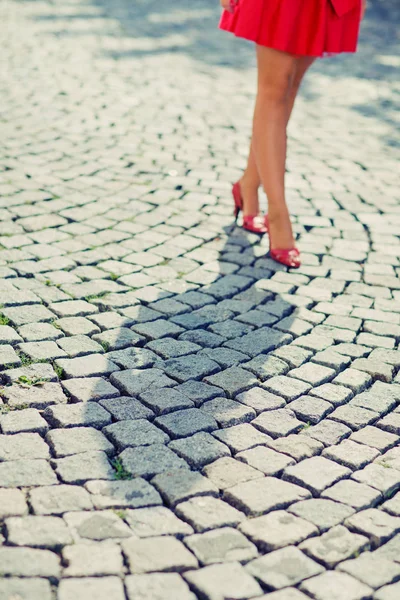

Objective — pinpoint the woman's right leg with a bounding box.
[240,55,316,217]
[251,46,298,250]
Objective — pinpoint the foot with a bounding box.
[267,211,296,251]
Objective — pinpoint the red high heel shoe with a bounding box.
[265,215,301,269]
[232,181,268,234]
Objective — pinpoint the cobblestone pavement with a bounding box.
[1,0,400,598]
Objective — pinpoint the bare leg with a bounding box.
[251,46,297,249]
[240,55,315,216]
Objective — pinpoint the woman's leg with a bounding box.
[251,46,297,248]
[240,55,315,217]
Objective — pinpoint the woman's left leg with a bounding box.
[239,55,316,216]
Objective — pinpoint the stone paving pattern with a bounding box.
[0,0,400,598]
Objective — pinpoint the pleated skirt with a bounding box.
[219,0,362,57]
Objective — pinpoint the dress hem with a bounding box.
[219,27,358,58]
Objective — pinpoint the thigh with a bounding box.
[256,45,298,98]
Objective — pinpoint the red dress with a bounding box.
[219,0,362,57]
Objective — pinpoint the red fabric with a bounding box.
[219,0,362,57]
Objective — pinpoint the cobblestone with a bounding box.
[0,0,398,596]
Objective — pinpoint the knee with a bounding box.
[257,73,292,105]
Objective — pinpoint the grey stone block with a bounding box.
[184,527,258,565]
[236,387,286,413]
[125,505,193,537]
[300,524,370,567]
[30,484,93,515]
[58,577,126,600]
[0,578,52,600]
[268,434,324,461]
[85,478,162,509]
[345,508,400,547]
[46,427,114,458]
[18,340,67,361]
[374,534,400,562]
[0,432,49,461]
[106,347,158,370]
[263,375,311,400]
[54,316,100,336]
[147,338,201,359]
[289,498,355,532]
[338,553,400,589]
[56,354,120,379]
[169,432,231,468]
[0,344,21,369]
[201,397,255,427]
[93,327,145,351]
[289,363,336,386]
[2,381,68,409]
[239,510,318,552]
[2,304,55,326]
[242,354,289,381]
[321,480,381,510]
[224,327,292,358]
[0,546,60,578]
[5,515,73,548]
[52,450,115,484]
[184,562,263,600]
[176,381,224,406]
[139,388,195,415]
[163,355,220,383]
[322,439,379,470]
[204,366,258,397]
[64,509,133,542]
[212,423,273,454]
[375,581,400,600]
[4,362,57,384]
[99,396,154,421]
[57,334,104,357]
[155,408,217,439]
[378,413,400,435]
[103,419,169,450]
[246,546,324,590]
[352,463,400,496]
[125,573,196,600]
[17,322,63,342]
[288,395,333,424]
[224,477,311,517]
[253,408,303,438]
[62,544,124,577]
[330,405,378,430]
[302,419,352,446]
[0,407,49,435]
[283,456,351,495]
[309,382,353,406]
[0,458,57,488]
[152,470,218,507]
[0,325,23,346]
[333,368,372,393]
[299,571,373,600]
[272,344,313,368]
[62,377,120,403]
[44,402,112,429]
[203,457,263,490]
[0,488,28,518]
[110,368,176,396]
[120,444,189,478]
[176,495,244,533]
[237,446,295,476]
[122,536,198,574]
